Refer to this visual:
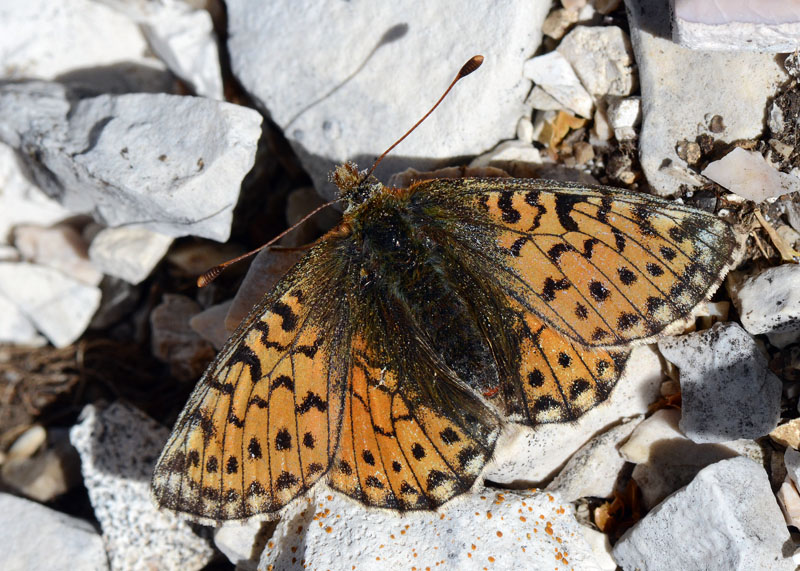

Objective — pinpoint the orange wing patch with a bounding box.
[496,305,628,425]
[152,284,345,522]
[328,337,497,510]
[472,181,739,347]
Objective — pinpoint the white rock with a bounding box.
[484,345,663,485]
[469,140,542,169]
[88,225,173,284]
[14,224,102,286]
[190,299,234,350]
[7,425,46,462]
[618,408,685,464]
[580,526,618,571]
[702,148,800,202]
[524,51,594,119]
[0,82,263,241]
[526,85,564,111]
[557,26,636,99]
[214,520,270,570]
[606,96,641,141]
[260,488,603,571]
[1,427,81,503]
[785,447,800,489]
[516,116,534,143]
[0,262,100,347]
[0,492,108,571]
[613,457,795,571]
[658,323,781,444]
[100,0,224,100]
[0,0,165,84]
[228,0,550,194]
[625,0,787,195]
[673,0,800,52]
[546,416,642,501]
[70,402,214,571]
[619,408,764,507]
[729,263,800,337]
[0,290,45,346]
[590,103,613,144]
[0,143,73,245]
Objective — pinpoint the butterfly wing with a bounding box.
[152,245,352,521]
[414,178,740,348]
[328,332,500,510]
[406,177,737,425]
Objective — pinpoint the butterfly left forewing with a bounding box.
[152,247,350,522]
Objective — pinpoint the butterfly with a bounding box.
[151,57,740,522]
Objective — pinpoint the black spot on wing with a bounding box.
[498,191,521,223]
[230,344,262,383]
[554,194,583,232]
[272,300,298,332]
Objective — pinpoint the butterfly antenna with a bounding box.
[362,54,484,181]
[197,198,342,287]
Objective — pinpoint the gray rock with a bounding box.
[150,294,215,382]
[226,0,550,195]
[260,487,604,571]
[613,457,795,571]
[557,25,636,100]
[659,323,781,444]
[620,408,765,508]
[0,82,262,241]
[546,415,642,501]
[0,0,168,90]
[88,226,173,284]
[214,520,272,570]
[14,223,102,286]
[0,492,108,571]
[0,262,101,347]
[729,264,800,337]
[625,0,787,195]
[702,148,800,202]
[672,0,800,52]
[70,402,214,571]
[524,51,594,118]
[0,142,73,246]
[100,0,224,100]
[0,290,45,346]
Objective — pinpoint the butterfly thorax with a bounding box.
[336,185,503,407]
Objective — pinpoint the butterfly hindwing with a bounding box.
[328,335,499,510]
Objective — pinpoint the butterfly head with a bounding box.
[331,162,385,212]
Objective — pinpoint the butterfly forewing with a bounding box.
[414,178,740,348]
[152,249,351,521]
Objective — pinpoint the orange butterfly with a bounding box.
[152,57,740,521]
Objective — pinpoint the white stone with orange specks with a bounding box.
[258,487,603,571]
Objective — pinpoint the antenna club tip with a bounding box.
[459,55,484,78]
[197,266,222,288]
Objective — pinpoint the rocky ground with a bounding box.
[1,0,800,570]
